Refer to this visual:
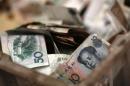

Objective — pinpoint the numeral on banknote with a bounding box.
[64,65,81,84]
[34,51,44,63]
[0,33,49,68]
[69,73,80,84]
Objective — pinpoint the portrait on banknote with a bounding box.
[76,35,108,73]
[77,46,98,70]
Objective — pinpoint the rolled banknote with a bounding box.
[36,54,70,75]
[0,32,49,68]
[52,34,110,85]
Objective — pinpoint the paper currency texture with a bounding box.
[37,54,70,75]
[1,32,49,68]
[52,34,109,85]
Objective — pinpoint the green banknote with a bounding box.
[1,32,49,68]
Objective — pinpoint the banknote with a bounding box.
[52,34,110,85]
[0,32,49,68]
[83,0,125,40]
[98,11,123,40]
[37,54,70,75]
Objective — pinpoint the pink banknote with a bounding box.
[52,34,110,85]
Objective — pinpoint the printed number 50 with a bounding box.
[34,52,44,63]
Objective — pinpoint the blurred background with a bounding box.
[0,0,129,31]
[0,0,129,86]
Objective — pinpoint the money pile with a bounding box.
[0,0,128,85]
[0,28,111,86]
